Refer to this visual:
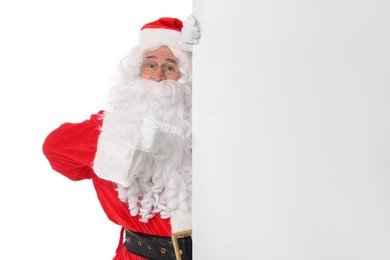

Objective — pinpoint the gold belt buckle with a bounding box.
[171,229,192,260]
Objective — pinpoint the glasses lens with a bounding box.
[143,61,158,74]
[162,63,178,75]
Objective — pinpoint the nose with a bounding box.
[151,67,166,82]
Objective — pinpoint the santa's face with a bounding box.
[140,46,181,81]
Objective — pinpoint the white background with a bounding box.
[193,0,390,259]
[0,1,191,259]
[2,1,390,260]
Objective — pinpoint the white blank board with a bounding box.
[193,1,390,259]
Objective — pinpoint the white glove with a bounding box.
[180,14,201,52]
[137,116,183,153]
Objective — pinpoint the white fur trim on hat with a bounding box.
[138,28,182,50]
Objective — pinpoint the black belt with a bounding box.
[124,229,192,260]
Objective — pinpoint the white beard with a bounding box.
[95,78,192,225]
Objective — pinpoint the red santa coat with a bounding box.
[42,111,172,260]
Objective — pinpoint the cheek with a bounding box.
[140,69,150,79]
[166,72,181,81]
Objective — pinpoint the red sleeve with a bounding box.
[42,111,105,181]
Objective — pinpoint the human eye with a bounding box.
[163,63,177,72]
[144,60,158,70]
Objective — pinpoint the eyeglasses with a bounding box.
[142,60,179,76]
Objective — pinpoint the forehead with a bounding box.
[143,46,178,62]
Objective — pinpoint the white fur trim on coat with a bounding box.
[170,209,192,233]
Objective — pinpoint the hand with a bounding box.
[137,116,163,153]
[137,116,183,153]
[180,14,201,52]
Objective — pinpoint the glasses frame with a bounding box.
[141,59,180,76]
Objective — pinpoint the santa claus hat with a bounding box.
[138,17,185,51]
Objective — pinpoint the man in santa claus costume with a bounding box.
[42,15,200,260]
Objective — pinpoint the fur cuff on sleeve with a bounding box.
[93,111,141,187]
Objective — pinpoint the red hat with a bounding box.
[138,17,184,50]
